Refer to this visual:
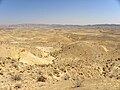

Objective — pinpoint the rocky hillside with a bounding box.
[0,27,119,90]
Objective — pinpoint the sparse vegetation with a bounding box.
[71,77,84,88]
[14,83,22,89]
[11,74,21,81]
[37,76,47,82]
[0,27,119,89]
[63,73,70,80]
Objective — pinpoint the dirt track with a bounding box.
[0,27,120,90]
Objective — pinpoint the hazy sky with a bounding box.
[0,0,120,25]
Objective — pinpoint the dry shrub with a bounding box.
[14,83,22,89]
[11,74,21,81]
[71,77,84,88]
[37,76,47,82]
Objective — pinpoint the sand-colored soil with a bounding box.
[0,27,119,90]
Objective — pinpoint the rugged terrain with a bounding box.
[0,26,120,90]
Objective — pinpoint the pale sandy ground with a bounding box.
[0,27,120,90]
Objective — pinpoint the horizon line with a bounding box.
[1,23,120,26]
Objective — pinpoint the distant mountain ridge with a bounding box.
[0,24,120,28]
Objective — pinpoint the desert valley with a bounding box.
[0,25,119,90]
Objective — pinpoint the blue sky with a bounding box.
[0,0,120,25]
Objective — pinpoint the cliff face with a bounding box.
[0,45,54,65]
